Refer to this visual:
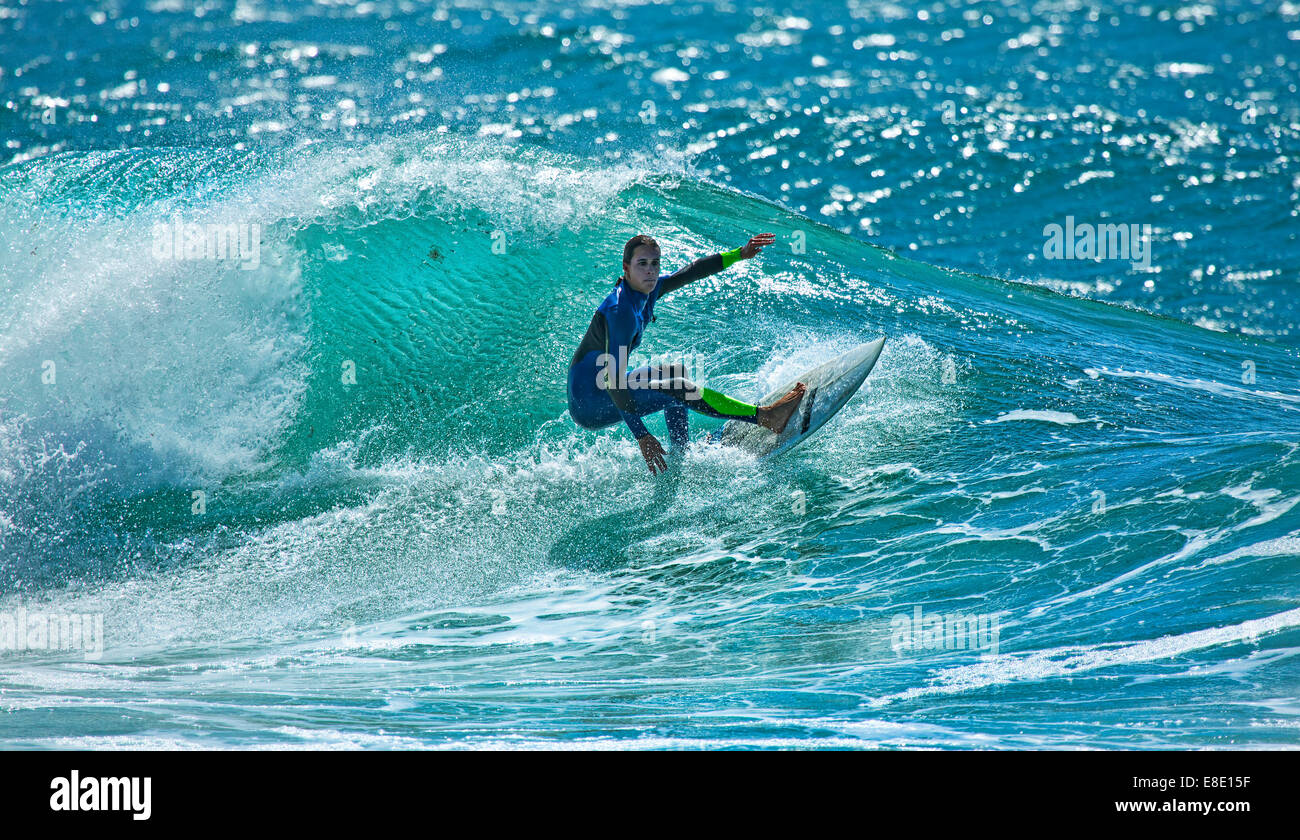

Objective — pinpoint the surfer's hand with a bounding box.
[739,232,776,259]
[637,434,668,475]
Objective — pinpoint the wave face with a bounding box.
[2,135,1297,748]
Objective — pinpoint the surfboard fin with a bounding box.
[800,388,817,434]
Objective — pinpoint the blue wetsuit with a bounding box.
[568,248,760,446]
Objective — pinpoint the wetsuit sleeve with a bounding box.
[600,304,651,439]
[658,247,744,297]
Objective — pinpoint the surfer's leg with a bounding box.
[635,362,807,434]
[567,367,623,430]
[633,362,760,422]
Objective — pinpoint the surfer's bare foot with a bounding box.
[757,382,807,434]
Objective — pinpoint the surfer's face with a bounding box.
[623,245,660,293]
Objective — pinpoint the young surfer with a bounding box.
[567,233,806,474]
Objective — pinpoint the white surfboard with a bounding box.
[714,337,886,458]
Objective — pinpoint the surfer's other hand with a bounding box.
[637,434,668,475]
[740,232,776,259]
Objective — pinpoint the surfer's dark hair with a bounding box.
[622,234,659,270]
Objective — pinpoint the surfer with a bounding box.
[568,233,806,475]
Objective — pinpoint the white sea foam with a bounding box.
[869,607,1300,708]
[986,409,1085,425]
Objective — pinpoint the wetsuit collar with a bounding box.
[616,276,653,310]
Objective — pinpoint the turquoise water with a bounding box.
[1,1,1298,748]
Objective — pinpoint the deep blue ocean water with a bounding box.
[1,0,1298,748]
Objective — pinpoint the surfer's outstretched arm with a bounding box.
[657,232,777,297]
